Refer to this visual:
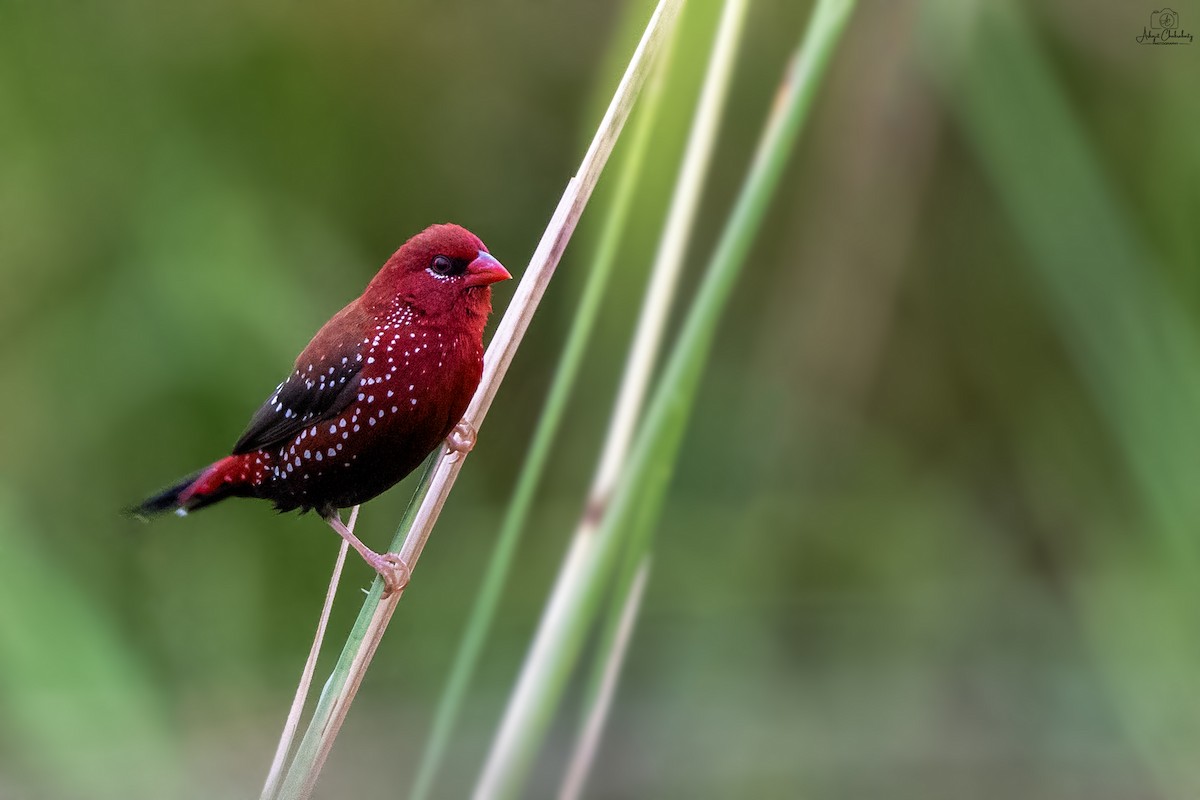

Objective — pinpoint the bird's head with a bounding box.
[365,223,511,322]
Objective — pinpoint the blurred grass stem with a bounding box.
[473,1,855,797]
[557,0,751,791]
[557,557,651,800]
[260,512,352,800]
[592,0,748,501]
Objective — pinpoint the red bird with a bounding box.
[132,224,511,593]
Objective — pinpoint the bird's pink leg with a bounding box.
[324,513,410,596]
[445,420,477,457]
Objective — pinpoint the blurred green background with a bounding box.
[2,0,1198,797]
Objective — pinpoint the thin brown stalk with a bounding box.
[260,507,354,800]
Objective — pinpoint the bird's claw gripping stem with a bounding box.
[445,421,477,459]
[325,513,411,597]
[365,551,411,597]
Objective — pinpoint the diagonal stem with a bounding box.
[472,1,857,796]
[590,0,750,506]
[472,0,750,793]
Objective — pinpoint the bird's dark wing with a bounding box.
[233,299,371,454]
[232,347,365,455]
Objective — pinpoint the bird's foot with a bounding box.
[365,551,411,597]
[445,420,477,459]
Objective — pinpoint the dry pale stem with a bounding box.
[260,507,355,800]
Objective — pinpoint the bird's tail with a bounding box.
[128,456,243,519]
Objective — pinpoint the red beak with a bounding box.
[463,251,512,288]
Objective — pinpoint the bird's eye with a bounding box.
[431,255,456,276]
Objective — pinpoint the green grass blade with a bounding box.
[589,0,750,496]
[557,0,755,783]
[472,3,857,797]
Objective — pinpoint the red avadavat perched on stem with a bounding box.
[132,224,511,593]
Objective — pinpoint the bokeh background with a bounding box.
[2,0,1198,797]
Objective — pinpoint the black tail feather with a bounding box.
[126,468,229,520]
